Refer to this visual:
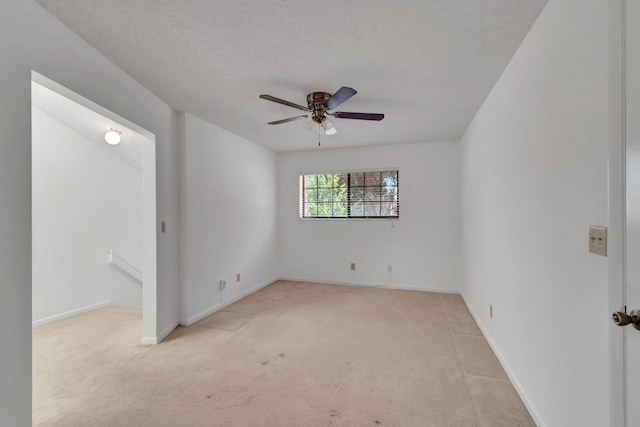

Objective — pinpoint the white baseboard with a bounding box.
[461,293,545,427]
[140,336,158,346]
[32,300,111,327]
[156,321,179,343]
[180,277,278,326]
[140,320,180,345]
[386,283,461,294]
[278,276,461,294]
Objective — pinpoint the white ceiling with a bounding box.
[35,0,548,152]
[32,81,146,171]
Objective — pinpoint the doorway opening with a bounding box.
[30,71,157,343]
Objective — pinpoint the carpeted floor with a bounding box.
[33,281,535,426]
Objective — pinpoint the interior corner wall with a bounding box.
[179,113,277,324]
[28,0,180,339]
[460,1,609,426]
[277,142,461,291]
[32,107,143,323]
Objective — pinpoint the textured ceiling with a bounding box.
[32,81,145,170]
[35,0,548,152]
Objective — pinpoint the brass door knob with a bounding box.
[612,309,640,330]
[613,311,632,326]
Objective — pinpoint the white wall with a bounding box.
[1,2,180,423]
[0,1,32,424]
[32,107,143,323]
[278,142,461,291]
[179,113,277,324]
[460,1,609,426]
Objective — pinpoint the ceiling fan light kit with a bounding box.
[259,86,384,146]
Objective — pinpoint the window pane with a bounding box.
[318,174,333,188]
[382,171,398,186]
[333,200,347,217]
[365,187,381,202]
[351,172,365,187]
[350,200,364,216]
[332,181,347,204]
[350,186,364,202]
[304,175,317,188]
[381,188,397,203]
[381,202,397,216]
[305,202,318,217]
[364,203,381,216]
[321,203,335,216]
[316,187,332,203]
[304,188,317,203]
[365,172,381,186]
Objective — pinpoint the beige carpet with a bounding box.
[33,281,535,426]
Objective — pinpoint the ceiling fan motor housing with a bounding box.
[307,92,331,122]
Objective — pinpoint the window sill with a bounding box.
[299,217,399,221]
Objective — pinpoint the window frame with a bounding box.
[299,169,400,220]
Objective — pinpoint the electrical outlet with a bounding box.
[589,226,607,256]
[387,265,393,273]
[490,304,493,319]
[236,273,240,282]
[350,262,356,271]
[219,280,227,291]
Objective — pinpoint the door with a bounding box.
[624,0,640,424]
[612,0,640,425]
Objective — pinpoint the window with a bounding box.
[301,170,399,219]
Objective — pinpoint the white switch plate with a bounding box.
[589,226,607,256]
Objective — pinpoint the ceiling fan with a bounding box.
[259,87,384,138]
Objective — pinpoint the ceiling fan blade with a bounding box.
[326,87,357,110]
[268,115,309,125]
[260,94,310,111]
[333,112,384,121]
